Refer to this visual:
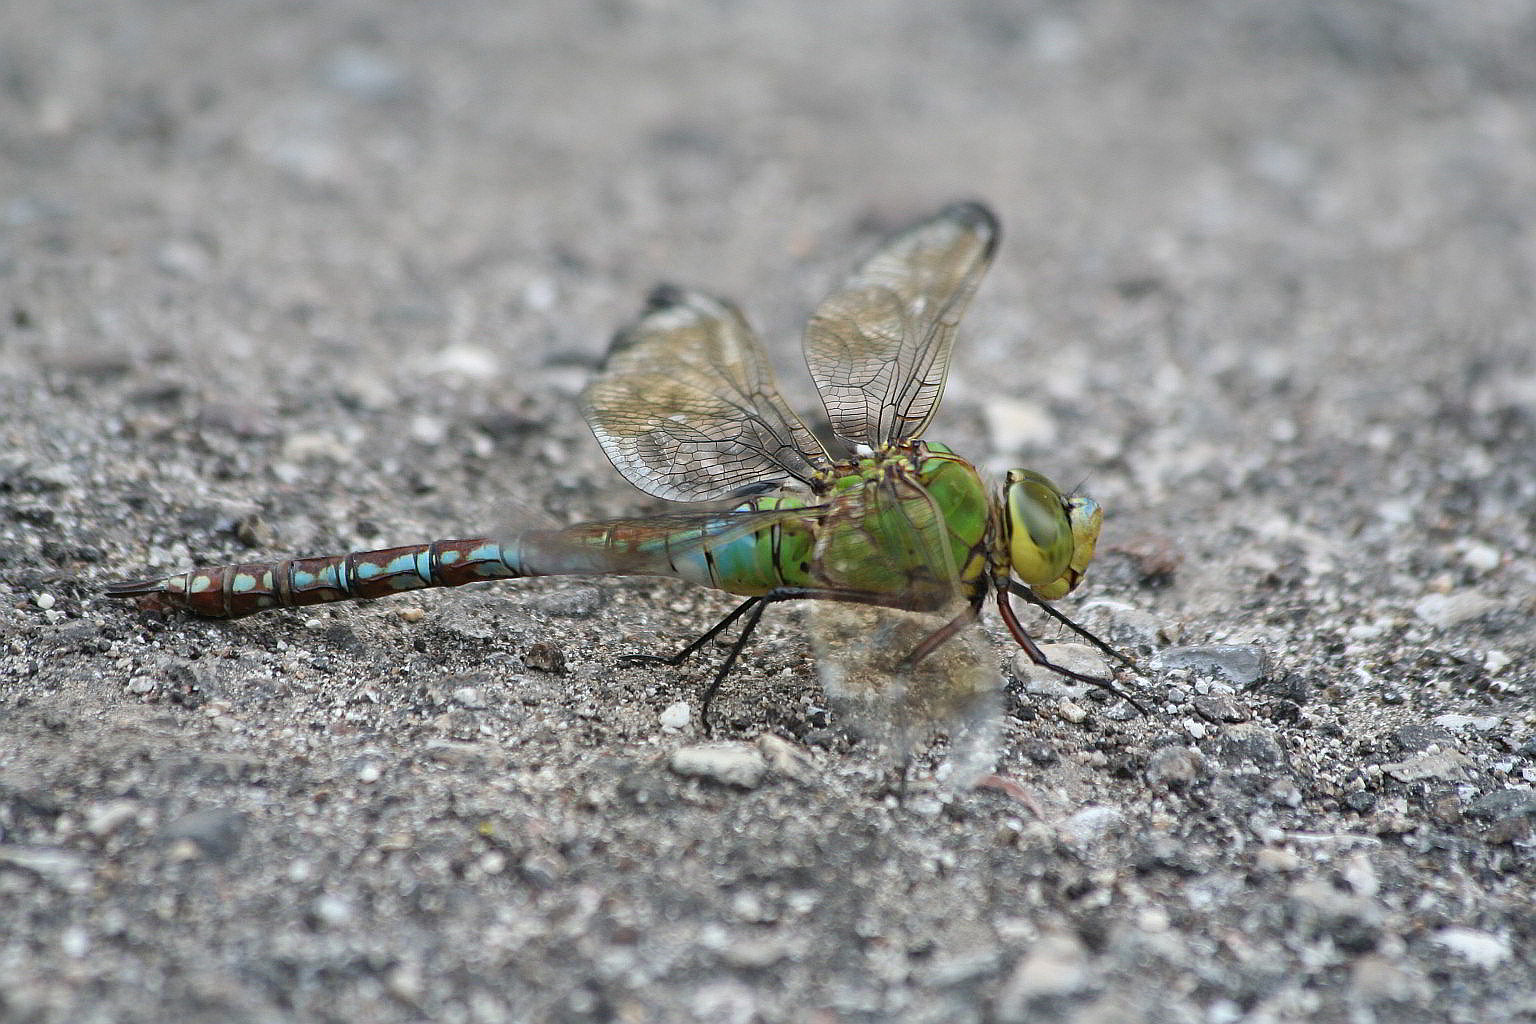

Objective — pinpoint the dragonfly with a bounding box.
[107,201,1141,768]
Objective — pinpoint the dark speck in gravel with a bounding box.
[522,640,567,673]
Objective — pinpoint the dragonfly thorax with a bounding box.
[1002,469,1102,601]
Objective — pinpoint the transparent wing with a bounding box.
[512,503,830,577]
[804,201,999,449]
[583,286,832,502]
[809,471,1002,785]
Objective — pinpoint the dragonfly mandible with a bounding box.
[107,201,1142,757]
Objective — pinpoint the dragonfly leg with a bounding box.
[616,595,766,670]
[696,597,773,735]
[616,595,777,736]
[997,585,1149,714]
[618,584,966,735]
[1007,580,1138,670]
[895,595,987,670]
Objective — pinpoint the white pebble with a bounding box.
[59,926,89,958]
[670,743,766,789]
[312,895,354,927]
[659,701,691,731]
[1057,700,1087,723]
[1460,542,1500,573]
[1431,927,1510,967]
[452,686,486,708]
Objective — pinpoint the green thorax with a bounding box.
[808,441,993,608]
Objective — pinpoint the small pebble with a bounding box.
[1380,750,1470,784]
[1431,927,1510,967]
[1215,725,1286,768]
[670,743,766,789]
[1013,644,1105,701]
[1352,954,1431,1004]
[1058,805,1121,845]
[452,686,486,708]
[1466,789,1536,819]
[1414,592,1499,629]
[1460,542,1500,573]
[27,464,79,489]
[1146,746,1206,789]
[311,895,354,928]
[523,641,567,673]
[1056,700,1087,723]
[1255,847,1301,872]
[982,397,1057,450]
[60,927,90,958]
[85,800,140,837]
[433,344,500,379]
[756,733,815,781]
[33,592,55,610]
[1193,693,1251,723]
[1159,644,1267,686]
[996,931,1090,1020]
[658,701,691,731]
[409,414,448,446]
[1433,714,1501,733]
[0,847,91,892]
[386,962,425,1004]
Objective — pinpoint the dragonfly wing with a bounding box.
[804,202,998,449]
[808,471,1002,785]
[511,503,829,578]
[584,286,833,502]
[814,602,1002,787]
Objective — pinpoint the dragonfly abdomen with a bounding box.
[106,503,824,619]
[105,538,525,619]
[526,497,820,598]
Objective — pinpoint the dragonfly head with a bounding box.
[1002,469,1102,600]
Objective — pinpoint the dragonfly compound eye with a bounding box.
[1004,470,1074,588]
[1035,491,1103,600]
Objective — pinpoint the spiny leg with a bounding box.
[997,585,1149,714]
[616,585,935,735]
[616,594,787,735]
[616,595,767,670]
[695,597,773,735]
[1008,580,1137,671]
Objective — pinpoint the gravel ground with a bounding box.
[3,2,1534,1022]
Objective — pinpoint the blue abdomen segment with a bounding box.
[515,496,819,598]
[104,539,527,618]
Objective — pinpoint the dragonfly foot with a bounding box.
[616,652,680,669]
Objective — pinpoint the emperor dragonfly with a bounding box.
[107,202,1140,764]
